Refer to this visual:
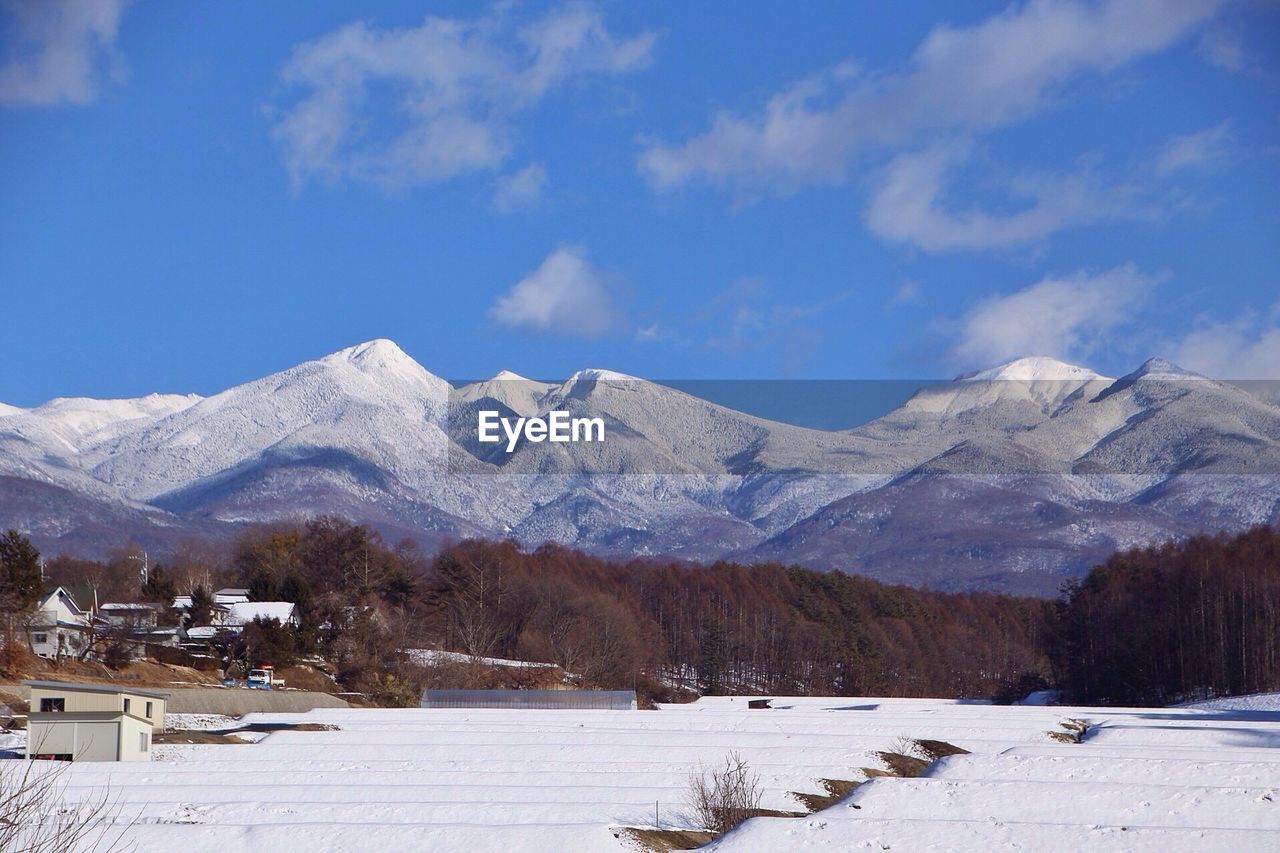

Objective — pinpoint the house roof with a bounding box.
[226,601,296,626]
[23,679,171,700]
[100,602,161,611]
[184,625,230,640]
[38,586,87,617]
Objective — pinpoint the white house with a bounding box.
[24,680,168,762]
[95,603,182,660]
[179,601,298,645]
[226,601,298,627]
[27,588,92,660]
[171,594,232,625]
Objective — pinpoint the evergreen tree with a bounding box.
[140,564,178,605]
[0,529,44,612]
[698,617,726,695]
[187,584,214,628]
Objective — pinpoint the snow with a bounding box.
[963,356,1109,383]
[164,713,241,731]
[1181,693,1280,712]
[5,340,1279,588]
[224,602,296,625]
[407,649,559,669]
[27,695,1280,852]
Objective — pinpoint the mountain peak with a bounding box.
[567,368,638,383]
[329,338,410,364]
[961,356,1108,383]
[489,369,529,382]
[1128,357,1203,381]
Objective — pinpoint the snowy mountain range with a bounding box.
[3,339,1278,594]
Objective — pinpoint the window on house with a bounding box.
[123,698,131,714]
[145,701,153,718]
[39,697,65,713]
[33,632,47,644]
[139,732,149,753]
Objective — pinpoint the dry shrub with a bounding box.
[685,750,763,834]
[873,751,930,778]
[1047,718,1092,744]
[789,778,861,813]
[0,759,133,852]
[912,739,969,761]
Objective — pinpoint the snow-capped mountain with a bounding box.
[2,343,1277,594]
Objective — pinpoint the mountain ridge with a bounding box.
[2,339,1277,595]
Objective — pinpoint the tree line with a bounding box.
[1048,524,1280,705]
[5,520,1278,706]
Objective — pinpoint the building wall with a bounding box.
[27,716,122,761]
[27,626,88,659]
[28,686,167,725]
[118,715,153,761]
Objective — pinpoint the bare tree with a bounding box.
[685,750,763,835]
[0,758,134,852]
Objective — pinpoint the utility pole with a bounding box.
[127,551,149,586]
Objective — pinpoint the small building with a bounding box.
[421,688,637,710]
[24,680,169,762]
[213,588,251,607]
[97,602,164,630]
[27,587,92,660]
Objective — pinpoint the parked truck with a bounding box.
[246,664,285,690]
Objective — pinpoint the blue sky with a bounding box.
[1,0,1278,405]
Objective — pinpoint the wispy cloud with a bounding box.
[638,0,1225,252]
[1197,25,1250,73]
[865,143,1154,252]
[641,0,1222,194]
[493,163,548,212]
[1170,306,1280,379]
[1154,122,1231,175]
[0,0,129,107]
[271,3,656,190]
[953,264,1157,367]
[490,245,620,338]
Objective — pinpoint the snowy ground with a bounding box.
[23,696,1280,851]
[405,649,559,669]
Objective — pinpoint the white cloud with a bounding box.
[1154,122,1231,175]
[866,144,1152,251]
[272,4,655,190]
[954,265,1156,367]
[493,163,547,212]
[0,0,129,107]
[1197,26,1249,73]
[1170,308,1280,379]
[891,280,922,306]
[634,323,665,343]
[640,0,1224,226]
[490,245,618,338]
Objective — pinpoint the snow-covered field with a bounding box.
[32,696,1280,851]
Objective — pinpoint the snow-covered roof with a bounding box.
[183,626,227,640]
[100,602,161,611]
[172,595,192,609]
[213,589,251,605]
[226,601,297,626]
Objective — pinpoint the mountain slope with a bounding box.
[2,341,1277,594]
